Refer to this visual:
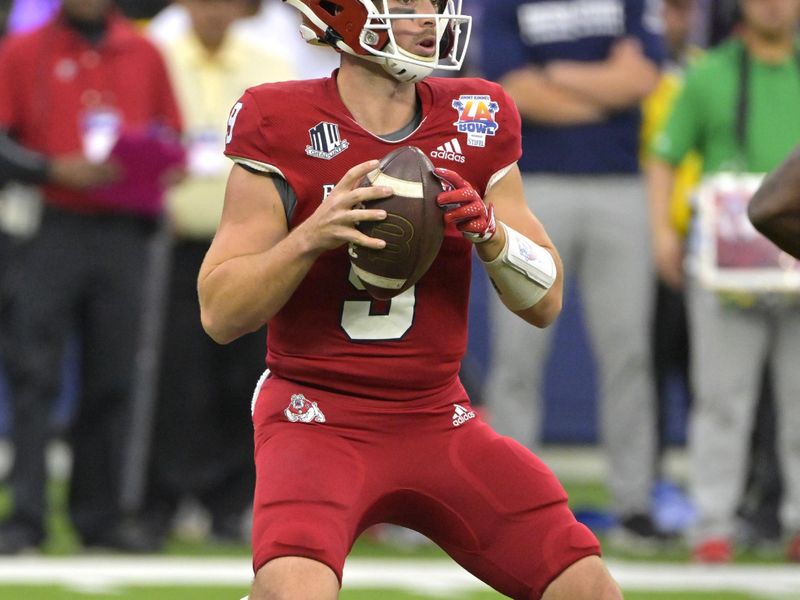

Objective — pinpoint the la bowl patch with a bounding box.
[451,95,499,148]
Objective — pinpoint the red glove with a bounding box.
[434,167,496,243]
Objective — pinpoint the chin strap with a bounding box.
[382,59,434,83]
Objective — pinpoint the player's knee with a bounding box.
[250,556,339,600]
[542,555,622,600]
[596,578,624,600]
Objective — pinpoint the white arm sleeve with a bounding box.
[481,222,557,311]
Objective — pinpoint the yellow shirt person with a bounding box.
[155,26,295,239]
[641,60,703,238]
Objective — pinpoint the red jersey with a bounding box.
[0,11,182,213]
[224,73,521,402]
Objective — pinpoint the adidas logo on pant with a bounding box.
[452,403,476,427]
[431,139,466,163]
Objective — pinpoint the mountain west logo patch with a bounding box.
[284,393,326,423]
[306,121,349,160]
[451,95,500,148]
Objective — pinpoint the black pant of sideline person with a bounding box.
[143,240,263,544]
[0,205,160,553]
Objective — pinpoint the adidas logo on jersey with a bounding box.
[452,403,476,427]
[431,139,466,163]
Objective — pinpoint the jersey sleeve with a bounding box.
[223,88,284,177]
[492,83,523,181]
[625,0,665,66]
[650,65,704,166]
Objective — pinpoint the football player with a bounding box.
[198,1,621,598]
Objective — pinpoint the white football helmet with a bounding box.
[283,0,472,83]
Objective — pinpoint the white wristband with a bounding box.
[481,223,557,311]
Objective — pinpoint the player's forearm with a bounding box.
[477,222,564,328]
[199,232,320,344]
[748,145,800,259]
[516,255,563,327]
[499,68,607,125]
[545,58,659,111]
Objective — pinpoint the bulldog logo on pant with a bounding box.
[284,393,326,424]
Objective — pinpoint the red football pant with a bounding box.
[251,374,600,600]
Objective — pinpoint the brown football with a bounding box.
[349,146,445,300]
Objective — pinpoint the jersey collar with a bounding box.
[325,69,433,137]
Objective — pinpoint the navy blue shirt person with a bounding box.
[481,0,664,173]
[478,0,668,547]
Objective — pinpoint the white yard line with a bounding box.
[605,560,800,596]
[0,556,799,597]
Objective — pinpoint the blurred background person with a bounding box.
[478,0,666,548]
[140,0,295,546]
[692,0,786,556]
[648,0,800,563]
[148,0,339,79]
[0,0,182,553]
[640,0,703,535]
